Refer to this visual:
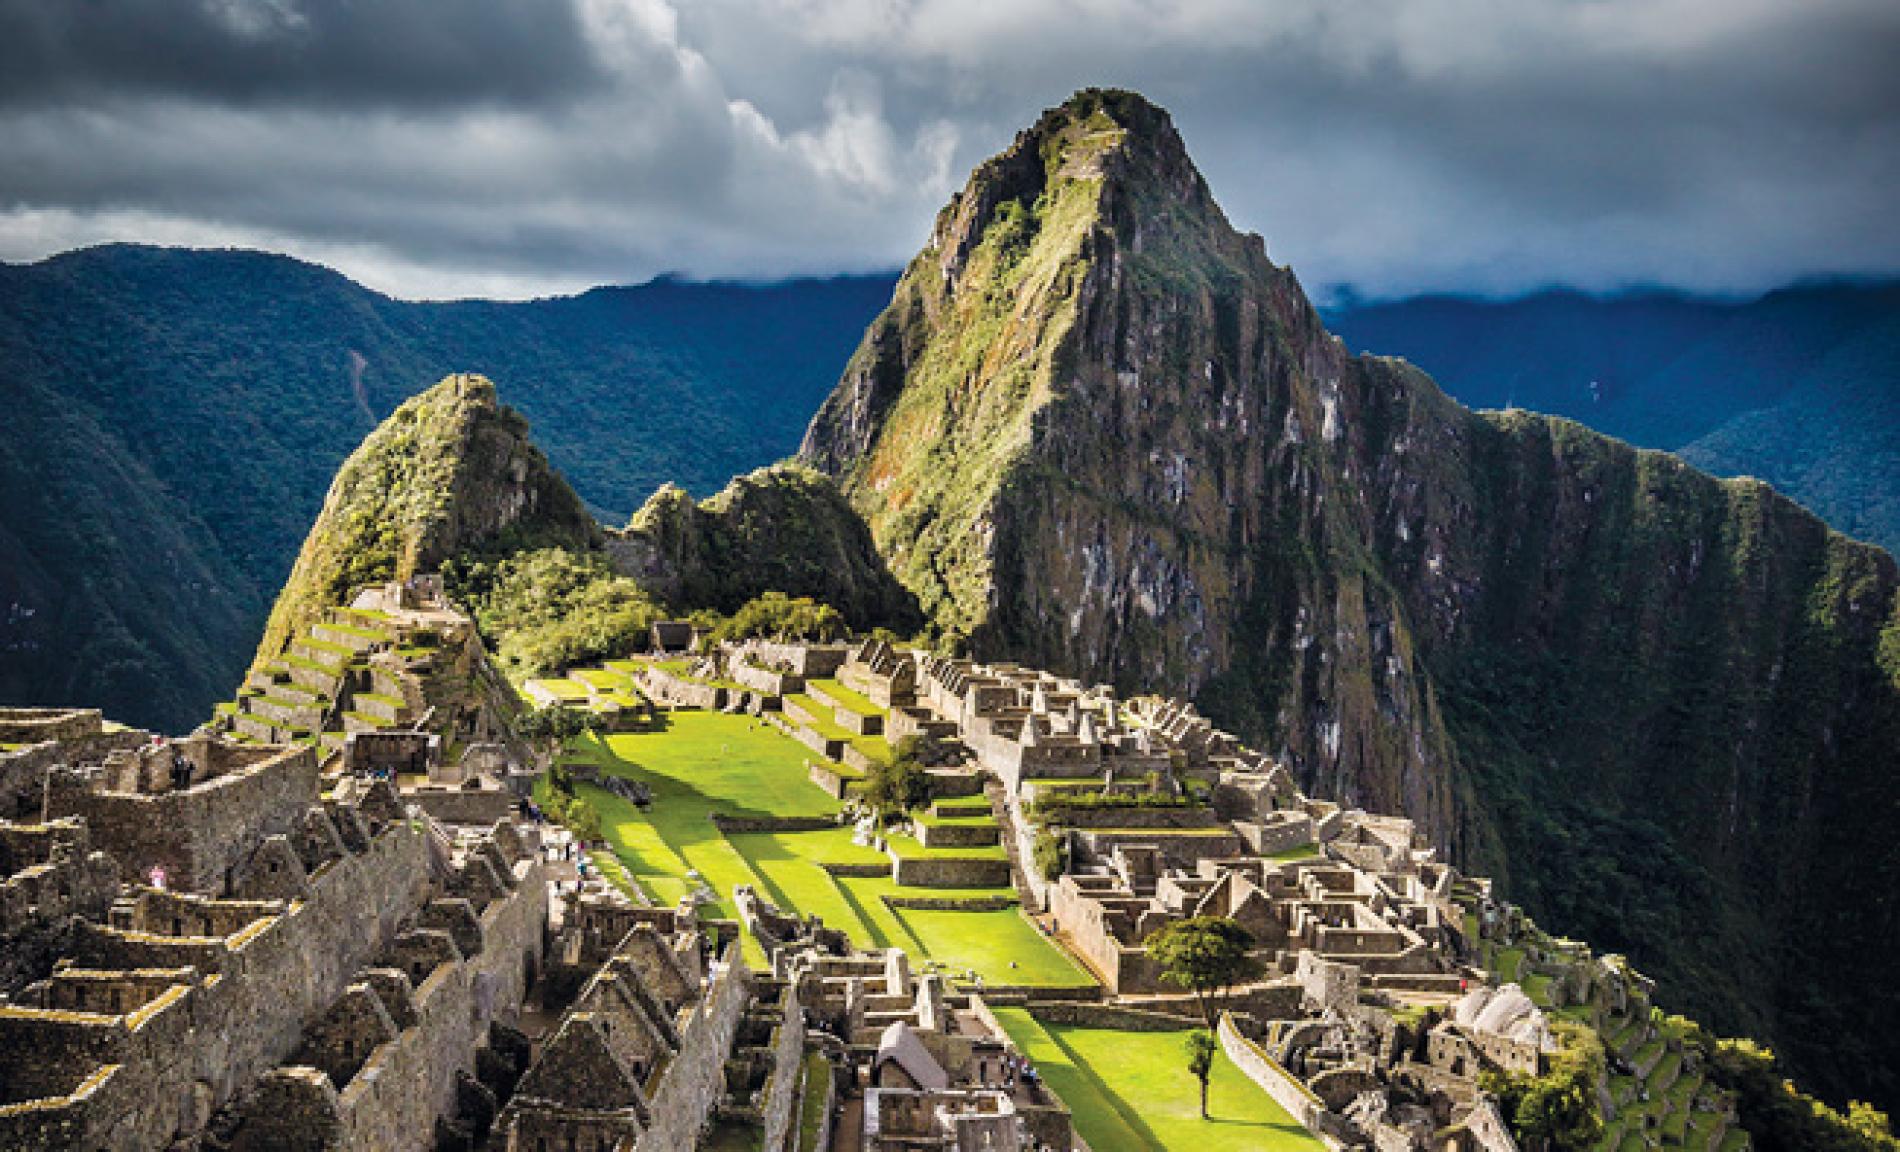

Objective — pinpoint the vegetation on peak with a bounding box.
[252,373,597,671]
[446,547,660,679]
[614,463,920,633]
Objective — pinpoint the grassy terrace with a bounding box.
[782,692,891,765]
[992,1008,1325,1152]
[528,678,592,702]
[807,677,881,717]
[566,712,1090,987]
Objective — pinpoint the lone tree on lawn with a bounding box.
[518,703,604,768]
[1185,1029,1218,1120]
[1148,916,1261,1029]
[863,736,931,821]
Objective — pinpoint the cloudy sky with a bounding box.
[1,0,1896,300]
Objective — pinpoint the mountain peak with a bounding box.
[924,89,1234,290]
[250,372,597,669]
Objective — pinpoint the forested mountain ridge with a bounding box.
[802,88,1900,1111]
[0,245,892,731]
[1326,282,1900,555]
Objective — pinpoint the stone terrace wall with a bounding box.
[1217,1012,1328,1139]
[635,948,753,1151]
[890,855,1012,889]
[640,669,727,711]
[733,661,802,697]
[47,746,320,893]
[0,820,432,1149]
[0,709,102,745]
[0,729,149,821]
[759,982,807,1152]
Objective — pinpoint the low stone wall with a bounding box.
[889,855,1012,889]
[1242,813,1317,855]
[884,708,956,746]
[635,949,754,1151]
[914,821,1000,849]
[2,729,150,820]
[641,670,727,711]
[922,769,985,799]
[713,815,837,834]
[0,708,102,745]
[1217,1012,1328,1137]
[747,643,848,679]
[807,762,858,799]
[839,744,884,775]
[880,894,1016,912]
[733,662,803,697]
[1073,827,1246,870]
[1032,803,1216,830]
[787,724,843,762]
[834,709,882,737]
[1022,1002,1196,1031]
[820,862,888,879]
[404,786,513,826]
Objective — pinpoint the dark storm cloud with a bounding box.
[1,0,1896,299]
[0,0,610,109]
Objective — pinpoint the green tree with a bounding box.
[707,591,847,645]
[564,796,603,843]
[1185,1029,1218,1120]
[864,736,930,820]
[1710,1038,1900,1152]
[1147,916,1261,1029]
[1481,1023,1605,1152]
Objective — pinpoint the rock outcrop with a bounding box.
[609,464,920,632]
[803,88,1900,1107]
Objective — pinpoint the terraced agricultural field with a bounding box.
[567,711,1090,988]
[990,1008,1326,1152]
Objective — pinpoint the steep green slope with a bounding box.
[253,374,598,668]
[0,374,255,725]
[262,377,915,683]
[0,246,892,729]
[803,88,1900,1112]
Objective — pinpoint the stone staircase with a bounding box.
[218,607,422,752]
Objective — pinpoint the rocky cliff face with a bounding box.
[252,373,598,669]
[803,88,1900,1107]
[610,464,921,631]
